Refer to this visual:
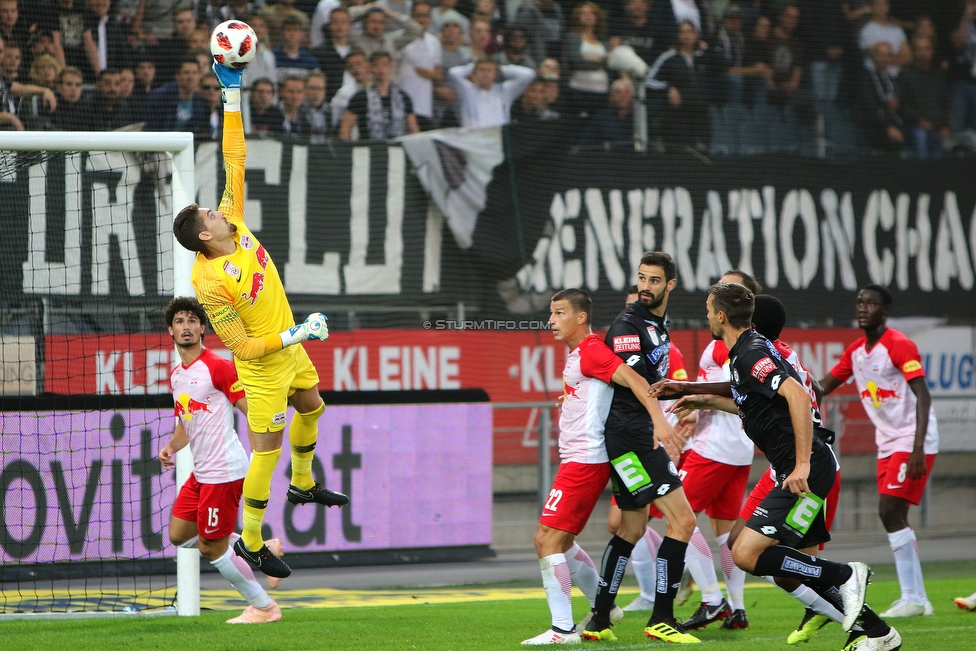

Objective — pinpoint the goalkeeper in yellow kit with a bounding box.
[173,62,348,579]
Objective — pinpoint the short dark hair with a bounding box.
[279,74,305,90]
[174,203,206,252]
[251,77,274,92]
[177,57,200,72]
[639,251,677,282]
[346,48,366,61]
[165,296,207,328]
[282,14,305,29]
[709,281,754,328]
[551,288,592,324]
[369,50,392,64]
[752,294,787,341]
[861,283,893,306]
[98,67,121,81]
[626,284,638,295]
[723,269,762,295]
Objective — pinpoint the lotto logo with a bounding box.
[750,357,777,382]
[613,335,641,352]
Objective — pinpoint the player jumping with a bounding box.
[173,62,347,580]
[159,297,283,624]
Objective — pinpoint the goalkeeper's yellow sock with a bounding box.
[241,448,281,551]
[289,401,324,490]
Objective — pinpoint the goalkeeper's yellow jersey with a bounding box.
[191,111,296,363]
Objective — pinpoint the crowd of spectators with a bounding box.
[1,0,975,159]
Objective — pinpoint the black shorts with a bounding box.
[609,445,682,510]
[746,445,837,549]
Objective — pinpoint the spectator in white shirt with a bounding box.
[447,56,535,127]
[396,1,441,130]
[859,0,911,76]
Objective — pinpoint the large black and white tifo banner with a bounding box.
[2,124,976,324]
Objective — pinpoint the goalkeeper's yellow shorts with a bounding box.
[237,345,320,433]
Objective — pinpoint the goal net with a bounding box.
[0,132,196,617]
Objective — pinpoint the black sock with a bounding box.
[651,536,688,622]
[592,535,635,622]
[752,546,853,588]
[812,584,845,613]
[858,605,891,638]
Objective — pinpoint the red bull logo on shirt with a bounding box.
[564,379,581,400]
[174,393,213,420]
[861,380,899,408]
[255,245,269,270]
[241,272,265,306]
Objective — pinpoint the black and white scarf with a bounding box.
[366,84,407,141]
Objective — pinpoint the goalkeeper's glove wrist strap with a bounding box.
[222,88,242,112]
[279,326,305,349]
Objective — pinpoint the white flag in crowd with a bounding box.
[399,127,504,249]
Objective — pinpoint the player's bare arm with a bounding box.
[649,378,734,399]
[778,376,813,496]
[159,420,190,471]
[906,376,931,480]
[817,372,843,396]
[667,393,738,417]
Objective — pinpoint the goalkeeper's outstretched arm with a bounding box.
[214,63,246,225]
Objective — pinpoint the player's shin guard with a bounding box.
[242,448,281,550]
[652,536,689,621]
[888,527,927,604]
[775,579,844,624]
[631,528,661,601]
[540,553,575,632]
[686,527,723,605]
[212,546,272,608]
[566,543,599,607]
[718,533,745,610]
[289,401,324,490]
[752,546,853,589]
[593,535,635,621]
[857,604,891,638]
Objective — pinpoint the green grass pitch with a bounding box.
[3,562,975,650]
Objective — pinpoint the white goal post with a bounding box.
[0,131,200,617]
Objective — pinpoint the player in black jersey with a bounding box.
[651,283,902,651]
[581,252,700,645]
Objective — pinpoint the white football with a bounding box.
[210,20,257,69]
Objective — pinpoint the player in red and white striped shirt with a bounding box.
[821,285,938,619]
[159,297,284,625]
[523,288,679,646]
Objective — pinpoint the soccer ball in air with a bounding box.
[210,20,257,68]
